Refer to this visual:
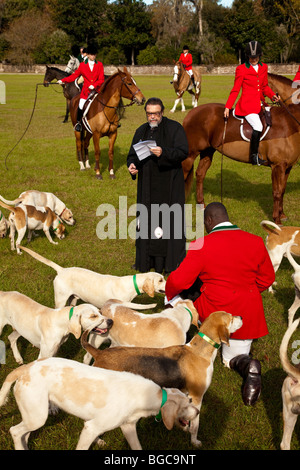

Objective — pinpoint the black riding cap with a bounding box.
[86,45,98,55]
[245,41,262,58]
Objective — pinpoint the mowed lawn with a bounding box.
[0,71,299,451]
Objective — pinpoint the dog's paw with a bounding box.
[95,438,106,447]
[191,438,202,448]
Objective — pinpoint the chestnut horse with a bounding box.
[182,100,300,224]
[69,67,145,179]
[170,60,201,113]
[267,73,300,105]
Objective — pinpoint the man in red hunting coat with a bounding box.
[224,41,280,166]
[165,202,275,406]
[58,44,105,131]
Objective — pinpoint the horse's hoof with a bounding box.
[110,174,116,180]
[96,174,103,180]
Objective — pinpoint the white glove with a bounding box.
[57,80,63,85]
[89,85,94,90]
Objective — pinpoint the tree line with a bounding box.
[0,0,299,67]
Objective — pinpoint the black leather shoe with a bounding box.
[229,354,262,406]
[242,358,261,406]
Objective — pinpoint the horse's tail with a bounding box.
[17,245,63,273]
[185,165,194,200]
[260,220,282,235]
[279,318,300,380]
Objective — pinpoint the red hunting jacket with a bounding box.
[165,225,275,340]
[179,52,193,71]
[62,59,105,99]
[225,62,275,116]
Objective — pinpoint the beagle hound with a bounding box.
[0,190,75,226]
[279,318,300,450]
[81,310,243,447]
[261,220,300,293]
[286,241,300,326]
[0,209,9,238]
[0,357,199,450]
[83,298,200,365]
[0,201,65,254]
[18,245,166,309]
[0,290,113,364]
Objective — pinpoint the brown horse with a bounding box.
[69,67,145,179]
[182,101,300,224]
[170,60,201,113]
[267,73,300,105]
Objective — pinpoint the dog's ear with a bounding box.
[68,311,82,339]
[142,279,155,297]
[218,323,230,346]
[161,400,178,430]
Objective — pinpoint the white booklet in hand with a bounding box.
[133,140,156,161]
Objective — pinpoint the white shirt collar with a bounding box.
[212,221,233,230]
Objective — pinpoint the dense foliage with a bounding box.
[0,0,299,65]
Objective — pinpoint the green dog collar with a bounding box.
[155,389,168,421]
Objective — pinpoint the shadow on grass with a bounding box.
[187,168,299,222]
[262,367,300,450]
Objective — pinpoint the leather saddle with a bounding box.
[233,107,272,142]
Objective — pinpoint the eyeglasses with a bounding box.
[146,112,162,117]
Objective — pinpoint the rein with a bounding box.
[4,82,60,170]
[92,73,140,130]
[220,117,228,203]
[278,99,300,126]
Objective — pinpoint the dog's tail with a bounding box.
[0,200,15,213]
[17,245,63,273]
[119,301,156,310]
[279,318,300,380]
[81,329,99,360]
[0,194,21,206]
[260,220,282,235]
[286,234,300,271]
[0,364,31,407]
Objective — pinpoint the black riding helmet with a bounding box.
[245,41,262,58]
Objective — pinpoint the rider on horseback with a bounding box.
[224,41,281,166]
[179,45,196,88]
[57,45,105,132]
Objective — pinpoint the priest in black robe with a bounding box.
[127,97,189,274]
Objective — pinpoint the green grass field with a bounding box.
[0,71,299,451]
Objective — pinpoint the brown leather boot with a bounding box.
[229,354,261,406]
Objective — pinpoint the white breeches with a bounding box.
[79,98,86,110]
[245,113,263,132]
[186,69,193,77]
[222,339,253,367]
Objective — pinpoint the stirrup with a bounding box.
[74,122,82,132]
[250,154,266,166]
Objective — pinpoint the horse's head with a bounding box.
[65,55,79,74]
[118,67,145,105]
[43,65,51,87]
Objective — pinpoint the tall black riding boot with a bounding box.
[229,354,262,406]
[74,107,83,132]
[249,130,265,166]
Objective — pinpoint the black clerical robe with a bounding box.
[127,116,188,273]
